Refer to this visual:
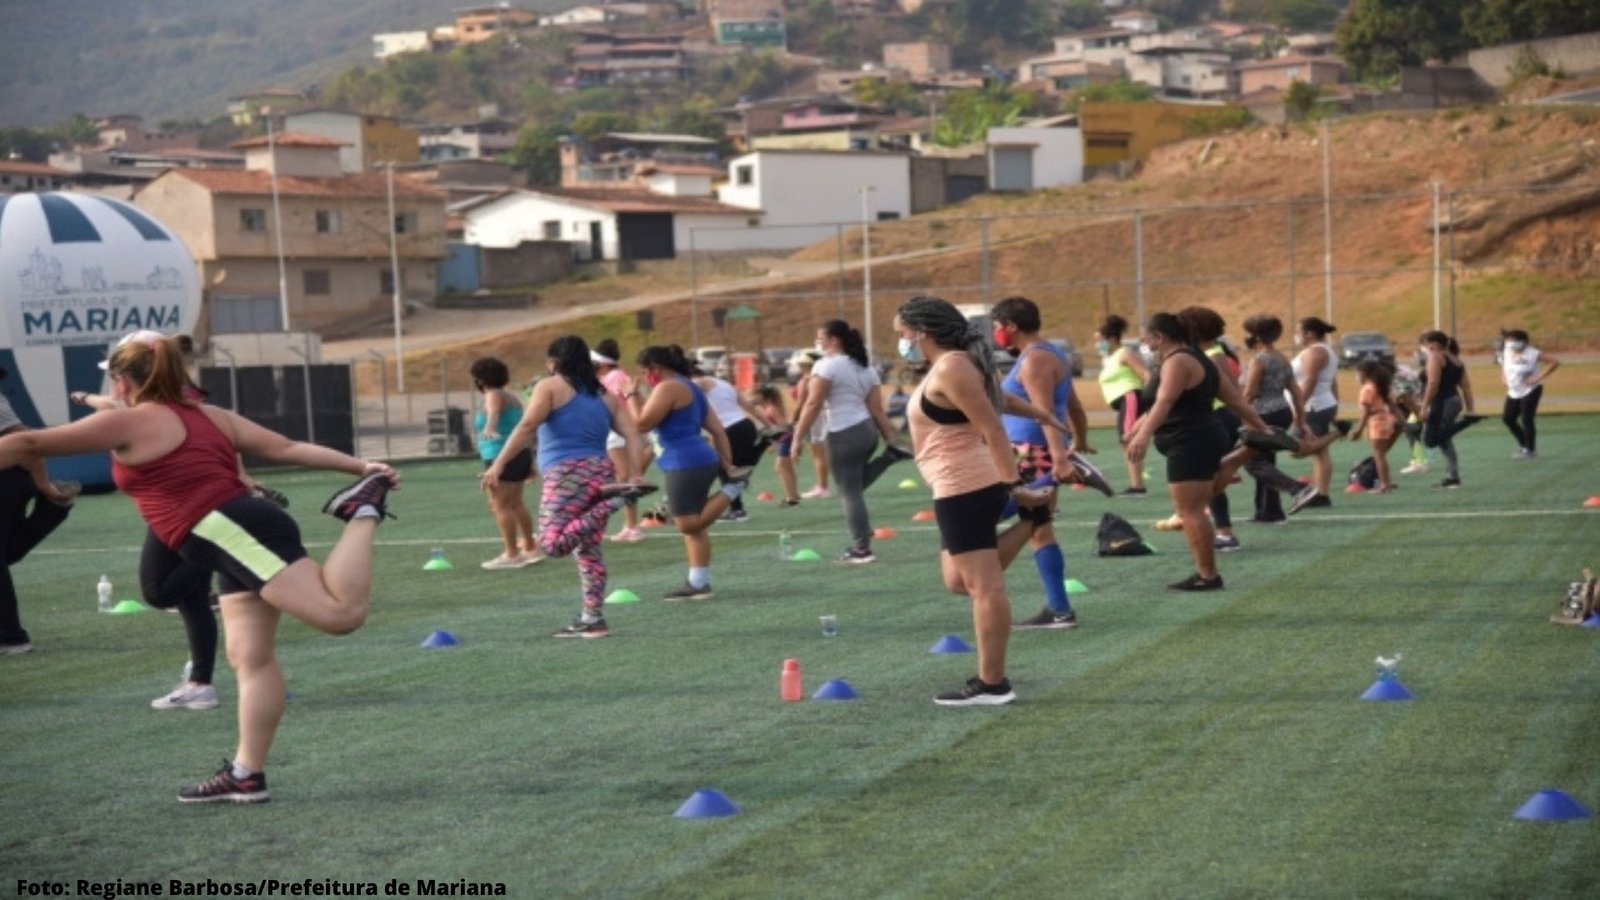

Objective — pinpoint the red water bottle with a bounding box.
[780,658,803,702]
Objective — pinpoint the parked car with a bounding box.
[784,348,819,383]
[761,346,796,383]
[1338,331,1396,369]
[690,345,727,375]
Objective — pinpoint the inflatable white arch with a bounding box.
[0,191,201,486]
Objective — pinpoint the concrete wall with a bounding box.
[464,193,617,259]
[716,151,912,250]
[1464,31,1600,86]
[480,241,572,288]
[986,127,1083,190]
[909,155,988,214]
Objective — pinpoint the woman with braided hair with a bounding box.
[893,296,1060,707]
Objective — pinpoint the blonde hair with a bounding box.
[107,335,193,405]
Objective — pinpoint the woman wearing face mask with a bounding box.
[790,320,910,564]
[1095,314,1149,496]
[1289,316,1341,512]
[1125,311,1274,591]
[893,296,1058,705]
[1418,330,1475,489]
[1499,329,1559,460]
[634,345,744,597]
[483,337,649,637]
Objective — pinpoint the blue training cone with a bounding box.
[929,634,973,654]
[421,630,459,648]
[813,679,859,700]
[1360,678,1414,701]
[1513,789,1592,821]
[674,788,741,819]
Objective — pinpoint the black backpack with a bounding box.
[1096,512,1152,557]
[1349,456,1379,490]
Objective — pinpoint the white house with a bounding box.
[714,150,912,251]
[986,119,1083,192]
[373,31,432,58]
[538,5,612,26]
[460,185,756,261]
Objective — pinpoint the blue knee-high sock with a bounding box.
[1034,543,1071,614]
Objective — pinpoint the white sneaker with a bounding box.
[151,682,218,711]
[802,486,832,499]
[481,553,527,570]
[1400,461,1429,475]
[609,527,644,543]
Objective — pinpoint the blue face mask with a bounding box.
[897,336,923,362]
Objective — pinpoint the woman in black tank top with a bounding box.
[1125,312,1274,592]
[1418,330,1476,488]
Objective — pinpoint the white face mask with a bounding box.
[897,336,923,362]
[814,340,827,355]
[1506,340,1526,353]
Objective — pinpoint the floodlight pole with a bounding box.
[860,185,875,358]
[1321,118,1333,323]
[386,162,406,393]
[266,110,290,332]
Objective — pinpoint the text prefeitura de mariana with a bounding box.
[39,879,509,897]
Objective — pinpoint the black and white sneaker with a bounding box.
[1062,451,1115,497]
[1437,476,1462,489]
[552,618,610,639]
[1287,485,1320,516]
[719,508,750,523]
[251,484,290,509]
[1168,572,1225,591]
[934,676,1016,706]
[178,761,269,804]
[1118,486,1148,497]
[838,546,876,564]
[322,473,395,522]
[1240,426,1300,453]
[1014,608,1078,630]
[662,582,713,602]
[599,482,658,502]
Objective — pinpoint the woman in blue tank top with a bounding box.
[482,337,651,639]
[634,345,744,601]
[471,357,537,570]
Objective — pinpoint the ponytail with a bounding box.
[822,318,869,368]
[637,344,695,377]
[107,334,191,405]
[896,295,1003,411]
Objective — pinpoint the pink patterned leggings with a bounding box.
[538,456,616,611]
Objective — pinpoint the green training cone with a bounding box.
[606,588,641,605]
[897,478,920,489]
[423,547,453,571]
[109,599,146,614]
[1065,578,1089,594]
[790,548,822,561]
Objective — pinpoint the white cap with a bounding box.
[98,329,167,370]
[589,350,617,366]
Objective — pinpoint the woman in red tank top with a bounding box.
[0,333,399,805]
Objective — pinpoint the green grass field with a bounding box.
[4,417,1599,898]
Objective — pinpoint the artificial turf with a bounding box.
[2,417,1597,897]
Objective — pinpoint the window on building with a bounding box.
[735,164,753,186]
[240,208,267,232]
[542,220,561,240]
[380,269,395,295]
[303,269,331,295]
[877,212,900,222]
[394,212,417,234]
[315,210,341,233]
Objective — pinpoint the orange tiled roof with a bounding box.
[230,132,348,149]
[168,168,443,200]
[0,160,71,177]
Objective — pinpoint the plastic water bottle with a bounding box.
[778,530,793,561]
[97,575,114,613]
[780,658,803,702]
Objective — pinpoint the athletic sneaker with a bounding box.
[1240,426,1300,453]
[322,473,395,522]
[552,618,610,639]
[250,484,290,509]
[719,508,750,523]
[151,682,218,711]
[1168,572,1225,591]
[1455,414,1486,431]
[780,498,801,507]
[610,527,645,543]
[481,553,527,571]
[1015,609,1078,630]
[1400,461,1429,475]
[1214,534,1242,552]
[1287,485,1321,516]
[801,486,831,499]
[599,482,659,502]
[1063,451,1115,497]
[0,640,32,654]
[1437,476,1462,489]
[178,761,269,804]
[838,546,876,564]
[882,443,915,462]
[1333,419,1355,437]
[1118,487,1148,497]
[934,676,1016,706]
[1512,448,1536,460]
[663,582,714,602]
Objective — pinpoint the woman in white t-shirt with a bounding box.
[1500,328,1560,459]
[790,319,910,564]
[1290,316,1341,510]
[694,372,769,522]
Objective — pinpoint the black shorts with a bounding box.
[934,482,1010,556]
[1305,406,1337,437]
[663,463,721,518]
[1155,420,1231,483]
[140,529,212,608]
[483,447,533,483]
[177,496,309,594]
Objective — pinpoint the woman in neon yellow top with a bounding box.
[1095,315,1149,495]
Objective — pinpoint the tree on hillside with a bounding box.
[1284,79,1331,120]
[513,123,567,186]
[1266,0,1344,32]
[852,77,924,114]
[932,82,1040,147]
[1462,0,1600,47]
[1335,0,1470,82]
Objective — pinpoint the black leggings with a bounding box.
[1502,385,1543,452]
[0,467,72,645]
[140,529,218,685]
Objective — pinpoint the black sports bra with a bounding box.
[920,392,969,425]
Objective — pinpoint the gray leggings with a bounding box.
[825,419,895,550]
[1423,395,1462,479]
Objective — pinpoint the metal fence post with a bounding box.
[214,346,238,411]
[835,223,846,317]
[1447,189,1458,339]
[979,218,992,308]
[368,349,391,460]
[1133,209,1145,327]
[1286,200,1296,325]
[689,229,699,349]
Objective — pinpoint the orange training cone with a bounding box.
[1584,496,1600,508]
[1345,482,1366,494]
[757,491,775,502]
[873,527,897,539]
[911,509,935,522]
